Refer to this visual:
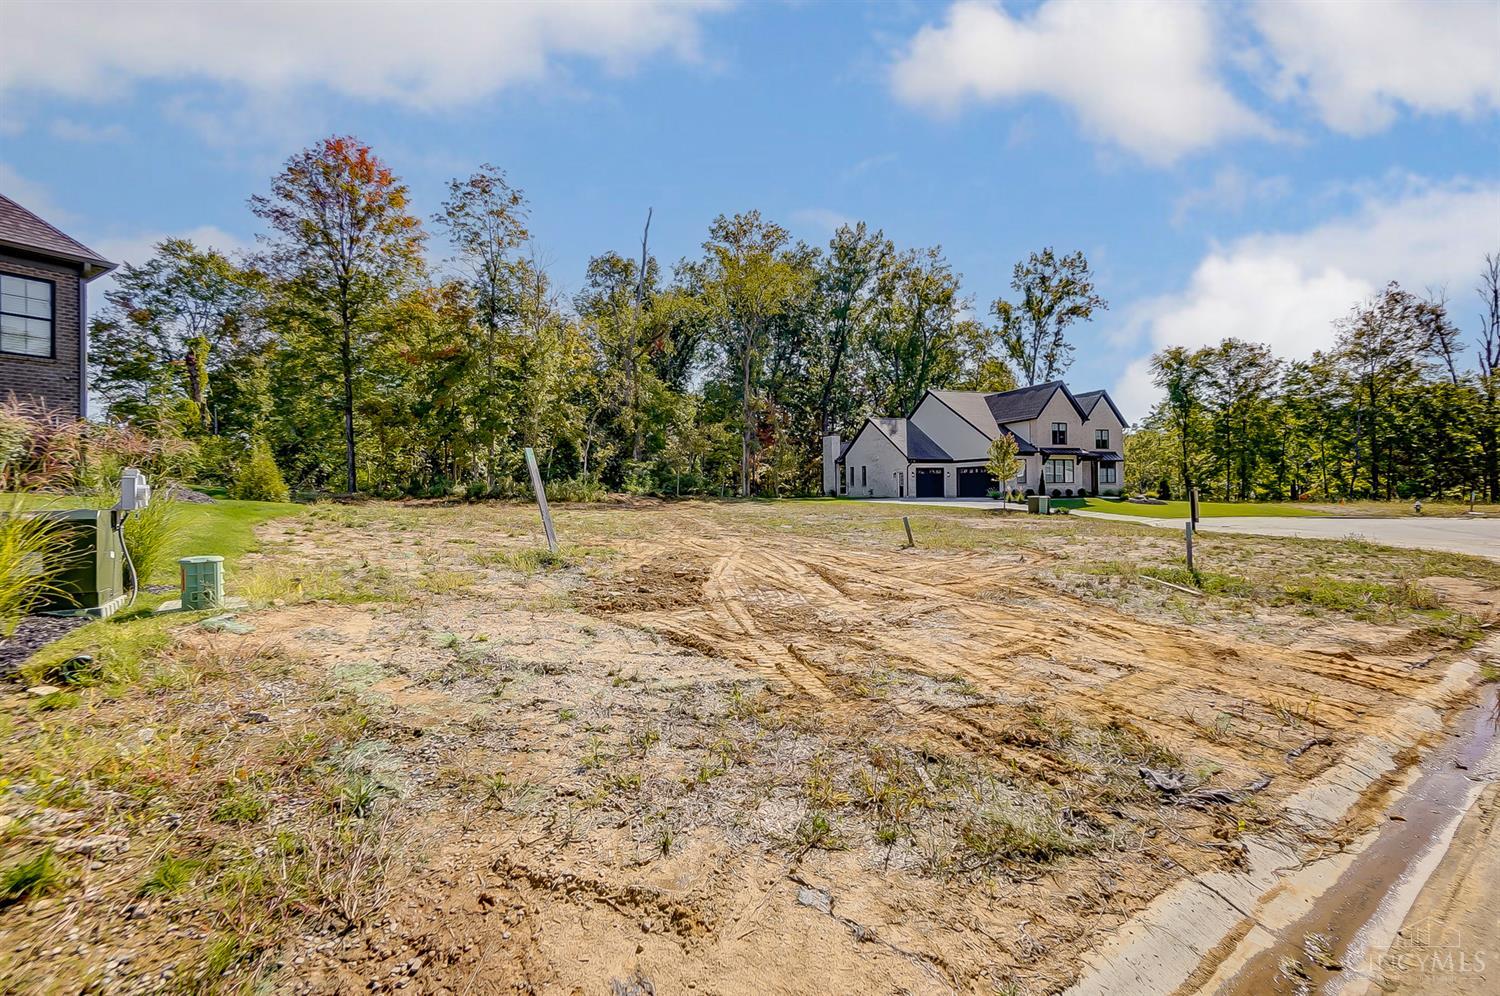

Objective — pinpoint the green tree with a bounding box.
[90,238,259,430]
[986,434,1021,509]
[862,246,965,415]
[692,212,814,497]
[435,165,529,490]
[1150,346,1206,496]
[993,248,1106,385]
[251,136,426,493]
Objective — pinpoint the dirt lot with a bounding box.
[3,499,1498,994]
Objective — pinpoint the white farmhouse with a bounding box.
[822,381,1125,499]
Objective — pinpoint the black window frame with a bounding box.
[1045,458,1075,484]
[861,465,867,487]
[1051,422,1067,445]
[1100,464,1117,484]
[1095,428,1109,449]
[0,271,57,360]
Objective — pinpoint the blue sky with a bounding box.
[3,0,1497,418]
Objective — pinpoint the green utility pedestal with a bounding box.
[179,556,225,610]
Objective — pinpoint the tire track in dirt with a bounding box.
[596,525,1447,784]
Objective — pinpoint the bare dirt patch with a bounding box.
[2,499,1494,994]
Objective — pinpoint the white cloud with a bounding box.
[89,226,250,303]
[1,1,726,109]
[0,162,76,224]
[1171,167,1290,227]
[49,119,129,143]
[1251,0,1500,135]
[1113,178,1500,418]
[890,0,1272,164]
[790,208,855,237]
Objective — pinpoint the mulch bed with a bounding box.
[0,614,88,679]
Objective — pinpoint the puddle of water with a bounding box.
[1217,684,1500,995]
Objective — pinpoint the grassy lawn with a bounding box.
[161,499,300,584]
[1078,498,1323,518]
[11,495,301,686]
[6,493,300,583]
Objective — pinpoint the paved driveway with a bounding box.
[1073,510,1500,560]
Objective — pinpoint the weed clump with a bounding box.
[1,848,65,906]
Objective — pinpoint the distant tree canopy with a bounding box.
[1128,273,1500,502]
[88,135,1078,499]
[87,135,1496,503]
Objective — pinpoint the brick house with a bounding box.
[0,194,115,419]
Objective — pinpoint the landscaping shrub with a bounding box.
[546,476,608,503]
[122,496,183,586]
[0,499,66,636]
[0,399,199,492]
[231,440,291,503]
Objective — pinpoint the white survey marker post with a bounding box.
[524,447,558,555]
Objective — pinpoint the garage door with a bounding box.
[915,468,944,498]
[957,466,996,498]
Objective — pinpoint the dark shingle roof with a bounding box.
[999,426,1037,455]
[984,381,1089,424]
[905,422,952,461]
[0,194,114,276]
[1089,450,1123,462]
[1074,389,1127,426]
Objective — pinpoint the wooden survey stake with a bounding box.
[524,447,558,555]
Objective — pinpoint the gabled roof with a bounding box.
[839,417,908,463]
[928,389,1001,438]
[838,416,953,463]
[996,426,1038,455]
[905,422,952,461]
[0,194,115,278]
[1074,389,1127,426]
[985,380,1089,424]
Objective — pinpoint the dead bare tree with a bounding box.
[1478,254,1500,501]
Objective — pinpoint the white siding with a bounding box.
[909,392,992,461]
[841,422,909,498]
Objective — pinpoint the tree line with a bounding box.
[90,135,1106,499]
[1127,266,1500,503]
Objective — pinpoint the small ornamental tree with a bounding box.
[233,439,291,503]
[986,434,1021,511]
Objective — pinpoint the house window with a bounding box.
[839,465,846,491]
[0,274,54,357]
[1014,461,1026,483]
[861,466,867,487]
[1095,428,1109,449]
[1051,422,1067,445]
[1100,464,1117,484]
[1045,459,1075,484]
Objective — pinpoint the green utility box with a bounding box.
[179,555,224,610]
[31,509,127,616]
[1027,494,1051,515]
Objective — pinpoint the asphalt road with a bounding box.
[1074,510,1500,560]
[864,499,1500,561]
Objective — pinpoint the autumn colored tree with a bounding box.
[251,136,425,493]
